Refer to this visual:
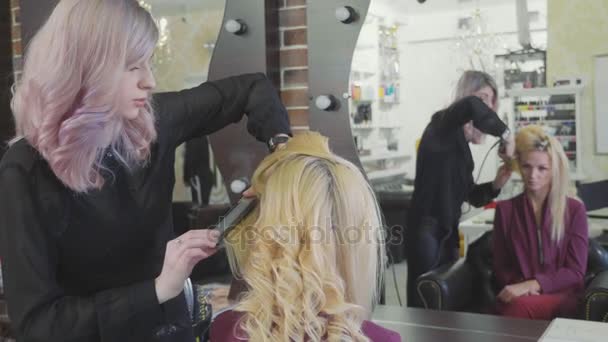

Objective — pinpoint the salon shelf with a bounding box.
[360,153,411,163]
[350,69,376,77]
[507,86,584,179]
[367,167,408,180]
[351,125,402,130]
[506,86,584,97]
[354,44,376,51]
[515,116,575,122]
[515,119,575,123]
[515,104,576,111]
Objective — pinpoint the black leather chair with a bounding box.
[416,231,608,322]
[576,180,608,250]
[577,180,608,212]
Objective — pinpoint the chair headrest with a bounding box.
[576,180,608,211]
[588,238,608,272]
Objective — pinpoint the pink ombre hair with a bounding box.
[11,0,158,192]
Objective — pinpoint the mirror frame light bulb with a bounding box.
[225,19,247,35]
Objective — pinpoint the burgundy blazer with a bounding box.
[493,194,588,294]
[210,310,402,341]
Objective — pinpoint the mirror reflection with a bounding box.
[351,0,608,319]
[349,0,550,196]
[141,0,229,205]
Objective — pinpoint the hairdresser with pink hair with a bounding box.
[0,1,290,341]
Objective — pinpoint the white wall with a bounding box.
[355,0,547,183]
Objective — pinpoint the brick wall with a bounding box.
[10,0,21,79]
[0,0,18,155]
[279,0,309,131]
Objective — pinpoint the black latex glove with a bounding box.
[468,96,507,137]
[447,96,507,137]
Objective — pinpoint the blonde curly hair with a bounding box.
[224,132,386,341]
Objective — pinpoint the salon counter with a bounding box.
[372,305,549,342]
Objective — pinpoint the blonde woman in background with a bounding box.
[492,125,588,319]
[210,132,401,342]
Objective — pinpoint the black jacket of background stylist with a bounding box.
[0,73,291,342]
[406,95,507,307]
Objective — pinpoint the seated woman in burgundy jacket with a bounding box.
[493,125,588,320]
[210,132,401,341]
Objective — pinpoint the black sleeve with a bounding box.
[467,181,500,208]
[0,167,163,342]
[153,72,292,147]
[411,150,459,231]
[435,96,507,137]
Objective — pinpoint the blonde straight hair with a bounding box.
[514,125,574,242]
[225,132,386,342]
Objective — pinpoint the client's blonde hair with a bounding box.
[225,132,386,342]
[513,125,575,242]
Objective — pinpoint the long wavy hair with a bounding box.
[514,125,575,242]
[10,0,158,192]
[225,132,386,342]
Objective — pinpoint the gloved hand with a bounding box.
[498,134,515,161]
[468,96,508,137]
[444,96,508,137]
